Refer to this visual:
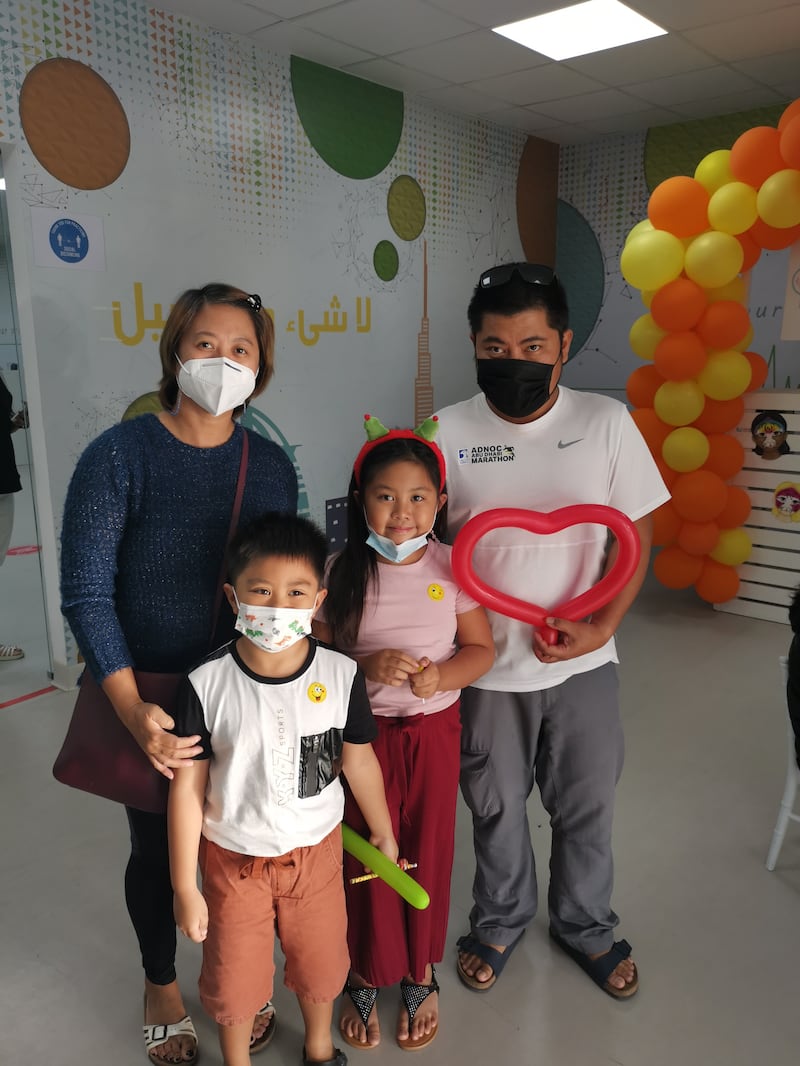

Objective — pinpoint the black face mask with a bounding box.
[476,358,557,419]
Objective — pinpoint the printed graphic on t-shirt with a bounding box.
[298,729,344,798]
[427,583,445,601]
[457,444,515,464]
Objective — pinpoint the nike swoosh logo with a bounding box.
[558,438,583,449]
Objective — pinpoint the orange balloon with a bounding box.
[743,350,768,391]
[730,126,785,188]
[716,485,751,528]
[779,114,800,169]
[652,501,681,546]
[693,396,745,434]
[631,407,670,452]
[705,433,745,479]
[695,301,751,349]
[778,99,800,132]
[650,277,707,331]
[648,176,710,237]
[653,330,708,381]
[749,217,800,250]
[735,229,761,272]
[626,364,664,408]
[654,455,679,489]
[695,559,740,604]
[677,520,720,556]
[671,470,728,522]
[653,546,704,589]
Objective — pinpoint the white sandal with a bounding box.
[0,644,24,661]
[143,1015,198,1064]
[250,1001,277,1053]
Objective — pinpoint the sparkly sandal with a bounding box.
[250,1000,277,1053]
[339,979,380,1050]
[396,967,439,1052]
[0,644,24,661]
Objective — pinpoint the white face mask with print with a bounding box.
[233,592,315,654]
[176,355,256,416]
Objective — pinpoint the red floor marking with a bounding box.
[0,685,57,709]
[7,545,40,555]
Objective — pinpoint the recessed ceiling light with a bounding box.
[493,0,667,61]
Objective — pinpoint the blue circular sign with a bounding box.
[49,218,89,263]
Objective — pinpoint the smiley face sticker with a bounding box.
[427,583,445,601]
[307,682,327,703]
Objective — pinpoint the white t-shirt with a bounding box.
[436,387,670,692]
[173,639,376,856]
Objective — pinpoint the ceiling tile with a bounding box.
[626,65,757,107]
[481,106,564,131]
[342,58,447,93]
[668,86,789,120]
[563,35,717,86]
[579,107,686,135]
[684,8,800,62]
[630,0,773,32]
[246,0,342,15]
[251,22,374,66]
[419,83,502,115]
[155,0,277,34]
[294,0,474,54]
[389,29,540,83]
[731,49,800,88]
[421,0,554,30]
[532,89,657,123]
[467,65,606,106]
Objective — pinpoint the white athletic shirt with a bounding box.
[436,387,670,692]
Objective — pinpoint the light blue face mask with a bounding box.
[365,522,433,564]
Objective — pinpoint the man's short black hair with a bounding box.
[226,512,327,585]
[467,266,570,337]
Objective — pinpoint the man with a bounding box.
[436,263,669,998]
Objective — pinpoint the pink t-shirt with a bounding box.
[322,538,480,717]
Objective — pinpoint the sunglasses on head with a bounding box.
[478,263,556,289]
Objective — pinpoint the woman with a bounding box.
[1,370,26,660]
[61,283,298,1065]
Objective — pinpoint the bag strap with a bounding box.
[209,430,250,648]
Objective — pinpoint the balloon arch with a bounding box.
[621,98,800,604]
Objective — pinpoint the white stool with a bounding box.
[765,655,800,870]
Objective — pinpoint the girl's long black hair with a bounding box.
[325,437,448,649]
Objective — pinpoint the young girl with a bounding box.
[314,415,494,1053]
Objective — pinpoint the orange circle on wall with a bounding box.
[19,58,130,190]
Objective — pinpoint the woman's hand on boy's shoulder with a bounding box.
[358,648,420,686]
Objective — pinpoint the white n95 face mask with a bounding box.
[176,356,256,416]
[234,595,315,654]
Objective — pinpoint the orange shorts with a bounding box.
[198,825,349,1025]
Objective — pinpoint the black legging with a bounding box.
[125,806,177,986]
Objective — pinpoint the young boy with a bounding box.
[168,512,398,1066]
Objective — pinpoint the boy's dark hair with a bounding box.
[226,512,327,585]
[790,586,800,634]
[467,267,569,338]
[326,437,448,648]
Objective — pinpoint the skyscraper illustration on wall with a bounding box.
[414,240,434,425]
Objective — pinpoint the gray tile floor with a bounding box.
[1,472,798,1065]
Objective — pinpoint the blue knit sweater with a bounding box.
[61,415,298,680]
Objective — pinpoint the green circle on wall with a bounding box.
[374,241,399,281]
[643,104,784,192]
[555,199,604,355]
[121,391,163,420]
[388,175,425,240]
[291,57,403,179]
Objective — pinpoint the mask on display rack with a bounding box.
[176,356,256,416]
[476,357,556,419]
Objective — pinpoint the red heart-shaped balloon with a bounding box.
[451,506,641,645]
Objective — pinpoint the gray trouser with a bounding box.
[459,663,623,955]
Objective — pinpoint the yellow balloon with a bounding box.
[684,231,744,289]
[654,380,706,427]
[757,168,800,228]
[620,230,685,291]
[629,313,666,360]
[694,150,734,194]
[709,528,752,567]
[707,276,747,303]
[697,348,752,400]
[625,218,654,245]
[707,181,758,234]
[640,288,655,308]
[661,426,711,472]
